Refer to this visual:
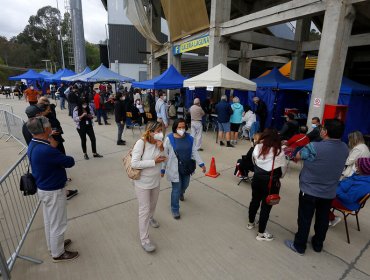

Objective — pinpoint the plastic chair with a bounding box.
[331,193,370,243]
[126,112,142,135]
[145,112,154,122]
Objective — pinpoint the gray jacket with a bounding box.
[162,134,204,182]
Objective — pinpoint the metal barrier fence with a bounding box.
[0,154,42,279]
[0,108,42,279]
[0,104,13,114]
[0,110,26,154]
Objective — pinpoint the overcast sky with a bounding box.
[0,0,107,43]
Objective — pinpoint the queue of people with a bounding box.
[22,87,370,260]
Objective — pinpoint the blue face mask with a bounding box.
[312,124,317,128]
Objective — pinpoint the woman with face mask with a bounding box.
[162,118,206,219]
[73,98,103,160]
[135,99,146,125]
[131,122,167,252]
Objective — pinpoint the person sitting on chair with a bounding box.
[329,157,370,227]
[234,133,261,179]
[241,105,257,140]
[282,126,310,159]
[279,113,299,140]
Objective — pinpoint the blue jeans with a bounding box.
[97,108,107,124]
[60,97,65,110]
[171,175,190,214]
[116,122,125,141]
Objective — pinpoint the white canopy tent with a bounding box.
[183,63,257,91]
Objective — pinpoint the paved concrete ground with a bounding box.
[1,96,369,280]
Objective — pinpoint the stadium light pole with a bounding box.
[56,0,65,69]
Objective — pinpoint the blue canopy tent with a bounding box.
[61,66,92,81]
[39,70,53,77]
[45,69,76,82]
[279,77,370,140]
[132,65,184,89]
[233,68,294,129]
[9,69,46,81]
[76,64,134,82]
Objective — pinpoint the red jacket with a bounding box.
[286,133,310,150]
[94,93,102,109]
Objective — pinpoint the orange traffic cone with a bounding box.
[206,157,220,178]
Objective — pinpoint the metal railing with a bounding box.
[0,110,26,154]
[0,154,42,280]
[0,108,42,279]
[0,104,13,114]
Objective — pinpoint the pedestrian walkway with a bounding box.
[1,96,369,280]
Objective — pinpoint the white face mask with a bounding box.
[162,96,167,101]
[120,97,125,101]
[153,132,163,141]
[176,129,185,136]
[30,86,34,90]
[82,105,87,109]
[312,124,317,128]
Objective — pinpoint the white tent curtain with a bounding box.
[183,64,257,91]
[123,0,162,46]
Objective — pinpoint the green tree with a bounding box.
[15,6,62,67]
[86,42,100,70]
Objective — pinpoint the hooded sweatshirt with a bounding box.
[230,103,244,124]
[336,174,370,211]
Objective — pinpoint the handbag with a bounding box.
[19,144,38,196]
[122,139,146,180]
[169,133,196,176]
[265,155,281,205]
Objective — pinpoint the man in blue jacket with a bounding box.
[27,116,79,262]
[215,95,234,147]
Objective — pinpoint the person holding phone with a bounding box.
[73,98,103,160]
[131,122,167,253]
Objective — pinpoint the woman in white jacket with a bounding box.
[343,131,370,177]
[131,121,167,253]
[162,118,206,219]
[247,129,287,241]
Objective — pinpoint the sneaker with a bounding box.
[52,250,79,262]
[247,222,255,230]
[105,122,111,125]
[172,212,181,220]
[285,240,304,256]
[227,143,235,148]
[93,153,103,158]
[256,232,274,241]
[84,154,89,160]
[180,194,185,201]
[220,141,225,146]
[198,148,204,151]
[149,218,160,228]
[142,242,156,253]
[329,216,342,227]
[66,190,78,200]
[117,141,125,146]
[49,239,72,256]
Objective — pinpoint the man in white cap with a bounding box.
[189,98,205,151]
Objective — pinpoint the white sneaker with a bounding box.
[330,216,342,227]
[149,218,160,228]
[247,222,255,230]
[256,232,274,241]
[142,242,156,252]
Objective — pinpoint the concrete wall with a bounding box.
[110,62,147,81]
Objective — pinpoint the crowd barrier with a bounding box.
[0,109,42,279]
[0,104,13,114]
[0,110,26,154]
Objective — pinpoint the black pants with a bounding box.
[77,126,96,154]
[293,191,333,253]
[249,174,277,233]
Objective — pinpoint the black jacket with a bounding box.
[279,120,299,140]
[255,101,267,119]
[114,100,127,123]
[307,127,322,142]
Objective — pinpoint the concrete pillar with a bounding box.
[168,49,181,71]
[307,0,355,124]
[208,0,231,69]
[147,0,161,79]
[70,0,87,73]
[290,18,311,80]
[239,42,252,79]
